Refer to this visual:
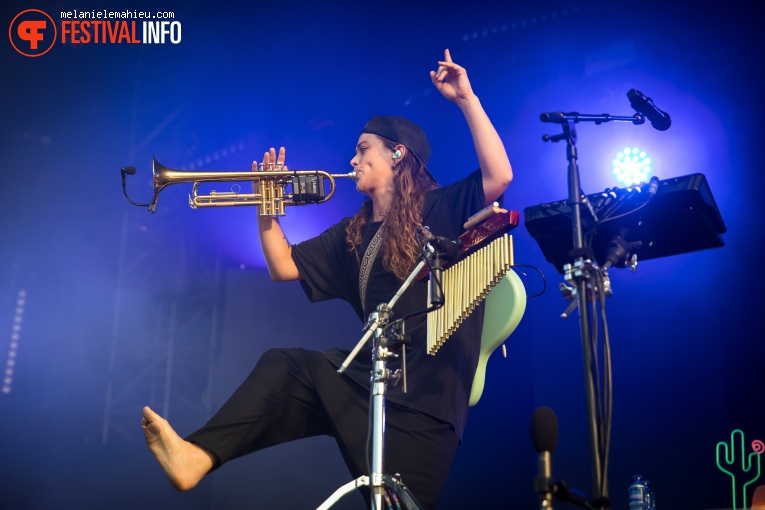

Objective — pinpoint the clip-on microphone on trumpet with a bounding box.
[120,165,157,211]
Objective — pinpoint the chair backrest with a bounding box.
[469,269,526,406]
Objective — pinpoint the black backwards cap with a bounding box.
[361,116,437,184]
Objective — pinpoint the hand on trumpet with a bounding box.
[262,147,287,171]
[252,146,287,193]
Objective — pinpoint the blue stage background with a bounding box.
[1,1,762,508]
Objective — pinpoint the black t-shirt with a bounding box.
[291,169,492,439]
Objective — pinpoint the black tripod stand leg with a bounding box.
[383,475,424,510]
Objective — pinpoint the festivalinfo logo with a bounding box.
[9,8,182,57]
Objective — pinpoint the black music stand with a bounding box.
[525,173,727,274]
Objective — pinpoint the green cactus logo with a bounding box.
[716,429,762,510]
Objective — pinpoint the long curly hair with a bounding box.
[345,136,439,280]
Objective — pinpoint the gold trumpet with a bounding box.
[150,157,356,215]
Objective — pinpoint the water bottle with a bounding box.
[628,474,648,510]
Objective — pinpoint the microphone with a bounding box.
[532,407,593,509]
[121,165,136,186]
[120,165,154,210]
[627,89,671,131]
[532,407,558,509]
[416,226,461,264]
[417,226,462,307]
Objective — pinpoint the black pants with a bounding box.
[186,348,460,509]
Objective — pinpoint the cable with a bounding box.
[599,271,613,499]
[511,264,547,298]
[597,177,660,226]
[389,486,402,510]
[586,268,613,502]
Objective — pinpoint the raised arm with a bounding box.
[255,147,300,282]
[430,49,513,205]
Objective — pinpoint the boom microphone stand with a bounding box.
[539,109,647,509]
[317,257,430,510]
[319,228,455,510]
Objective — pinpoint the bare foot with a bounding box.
[142,406,215,491]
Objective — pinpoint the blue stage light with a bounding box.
[612,147,652,186]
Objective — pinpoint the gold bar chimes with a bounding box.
[427,234,515,355]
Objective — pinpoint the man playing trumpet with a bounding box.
[142,48,513,509]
